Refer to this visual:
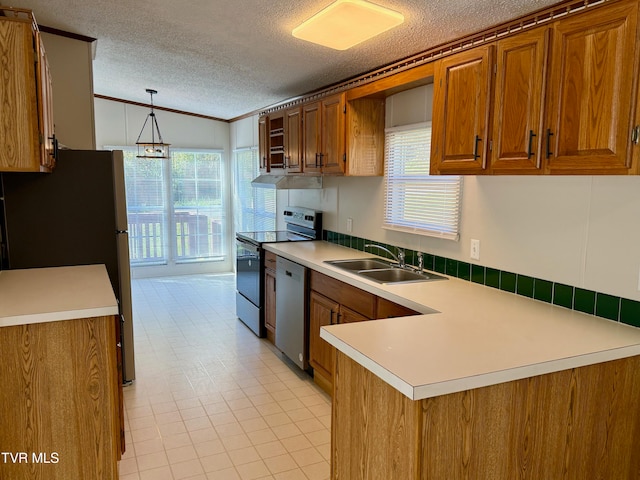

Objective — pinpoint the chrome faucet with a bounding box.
[364,243,405,268]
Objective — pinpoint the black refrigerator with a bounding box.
[0,149,135,382]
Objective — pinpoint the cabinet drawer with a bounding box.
[264,251,277,272]
[310,270,376,318]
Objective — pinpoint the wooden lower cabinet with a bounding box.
[264,251,277,343]
[308,270,418,393]
[309,290,339,383]
[0,315,122,479]
[332,351,640,479]
[264,270,276,342]
[377,297,420,319]
[338,305,368,324]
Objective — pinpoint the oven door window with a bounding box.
[236,239,261,306]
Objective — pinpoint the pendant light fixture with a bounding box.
[292,0,404,50]
[136,88,170,159]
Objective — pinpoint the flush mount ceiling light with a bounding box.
[292,0,404,50]
[136,88,170,159]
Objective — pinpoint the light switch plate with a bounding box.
[470,239,480,260]
[346,218,353,233]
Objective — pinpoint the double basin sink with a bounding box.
[325,258,447,284]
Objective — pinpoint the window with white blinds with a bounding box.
[233,147,276,232]
[383,122,462,240]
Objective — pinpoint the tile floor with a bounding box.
[119,274,331,480]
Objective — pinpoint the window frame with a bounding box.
[383,122,463,241]
[110,146,228,268]
[233,146,276,232]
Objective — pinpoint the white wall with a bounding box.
[95,97,233,276]
[230,114,259,149]
[95,98,229,150]
[41,32,95,149]
[280,84,640,302]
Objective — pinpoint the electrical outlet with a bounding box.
[346,218,353,233]
[637,266,640,291]
[470,239,480,260]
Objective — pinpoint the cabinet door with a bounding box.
[264,269,276,342]
[545,0,639,174]
[285,106,302,173]
[431,45,493,174]
[303,102,322,173]
[338,305,368,324]
[258,115,269,172]
[491,27,549,173]
[0,19,40,172]
[320,94,346,174]
[36,33,55,171]
[309,290,339,382]
[345,97,385,176]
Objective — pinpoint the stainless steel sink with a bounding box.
[358,268,446,284]
[324,258,393,271]
[324,258,447,284]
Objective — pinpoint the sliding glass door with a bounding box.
[122,148,227,270]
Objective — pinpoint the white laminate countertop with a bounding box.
[0,264,119,327]
[264,241,640,400]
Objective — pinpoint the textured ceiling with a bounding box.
[16,0,560,120]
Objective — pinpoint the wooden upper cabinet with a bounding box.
[545,0,640,174]
[490,27,549,174]
[0,11,55,173]
[36,33,56,170]
[267,111,285,171]
[302,94,346,174]
[284,106,302,173]
[431,44,494,174]
[258,115,268,172]
[345,97,385,175]
[302,101,322,173]
[320,94,346,174]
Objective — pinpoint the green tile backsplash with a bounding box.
[323,230,640,328]
[516,274,534,298]
[500,271,517,293]
[485,268,500,289]
[552,283,573,309]
[574,288,596,315]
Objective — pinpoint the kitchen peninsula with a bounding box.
[265,241,640,479]
[0,265,123,480]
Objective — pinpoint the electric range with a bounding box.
[235,206,322,337]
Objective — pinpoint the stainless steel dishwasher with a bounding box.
[275,256,307,369]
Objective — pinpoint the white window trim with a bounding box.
[383,122,463,241]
